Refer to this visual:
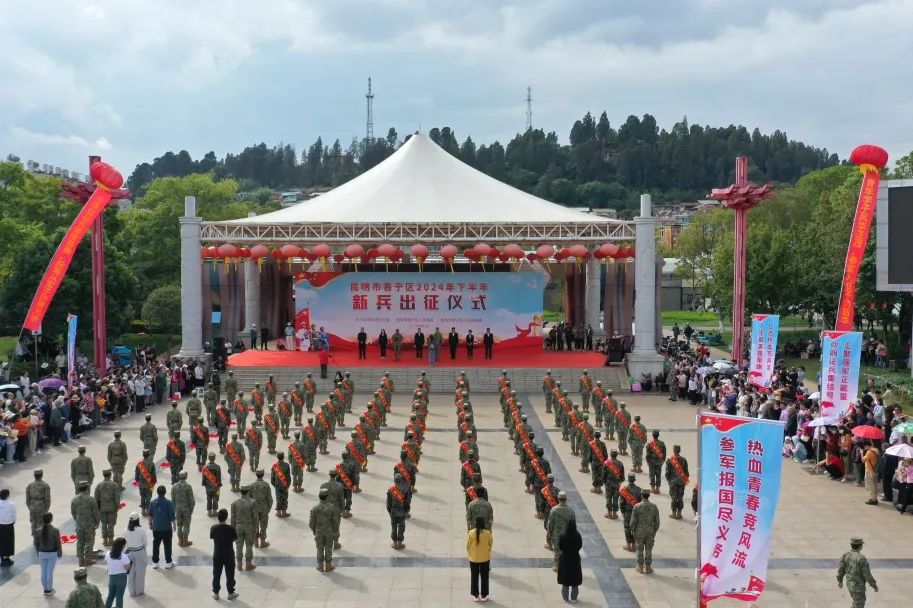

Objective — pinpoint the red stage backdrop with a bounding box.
[294,270,546,350]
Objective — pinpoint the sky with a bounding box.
[2,0,912,177]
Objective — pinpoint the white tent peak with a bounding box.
[225,132,619,225]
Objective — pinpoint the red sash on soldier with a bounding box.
[402,443,419,465]
[246,428,261,448]
[592,388,603,401]
[648,441,665,460]
[326,400,336,415]
[304,426,317,442]
[342,379,352,393]
[334,389,345,404]
[226,443,243,467]
[631,425,646,442]
[234,400,246,416]
[460,440,471,457]
[389,485,405,503]
[516,423,529,443]
[356,425,371,449]
[588,439,605,463]
[291,391,303,406]
[466,486,478,501]
[615,410,628,427]
[279,400,291,417]
[265,414,279,435]
[304,380,316,395]
[335,464,355,491]
[619,485,639,506]
[218,408,230,427]
[560,398,571,412]
[543,375,554,389]
[541,486,558,508]
[461,461,475,478]
[202,465,220,488]
[253,390,264,407]
[316,412,330,429]
[568,411,580,427]
[604,459,622,481]
[579,422,594,443]
[580,375,592,390]
[382,378,393,392]
[266,380,275,393]
[530,458,548,485]
[137,461,154,489]
[289,444,305,468]
[604,398,617,415]
[272,462,289,488]
[194,426,208,444]
[408,423,422,444]
[347,441,367,466]
[523,441,536,462]
[379,393,390,412]
[395,461,413,484]
[167,440,183,458]
[669,456,690,485]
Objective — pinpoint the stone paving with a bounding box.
[0,384,910,607]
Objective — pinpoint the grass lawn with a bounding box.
[0,336,18,360]
[661,310,721,325]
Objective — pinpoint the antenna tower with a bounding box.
[525,86,533,131]
[365,77,375,142]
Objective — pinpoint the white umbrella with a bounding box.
[807,417,838,428]
[808,392,820,401]
[713,361,733,371]
[0,383,20,393]
[886,443,913,458]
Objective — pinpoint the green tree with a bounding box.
[142,284,182,334]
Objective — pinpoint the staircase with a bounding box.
[226,365,628,396]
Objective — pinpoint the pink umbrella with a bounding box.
[851,425,884,440]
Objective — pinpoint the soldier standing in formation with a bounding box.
[70,481,100,566]
[837,537,878,608]
[309,488,337,572]
[630,490,660,574]
[224,371,238,404]
[202,452,223,517]
[628,415,647,473]
[25,469,51,534]
[614,403,630,455]
[386,473,410,550]
[166,430,187,485]
[166,400,183,436]
[187,388,204,428]
[172,470,195,546]
[337,453,358,516]
[302,418,319,471]
[265,375,277,406]
[264,405,280,454]
[70,446,95,492]
[546,492,575,572]
[107,431,128,489]
[215,401,231,454]
[665,445,689,519]
[251,384,265,424]
[192,417,210,470]
[249,470,273,548]
[288,431,307,492]
[603,390,617,440]
[245,420,263,472]
[619,474,642,553]
[278,392,293,439]
[233,392,248,434]
[542,370,554,414]
[466,486,493,531]
[303,373,316,413]
[603,449,625,520]
[321,471,344,550]
[230,486,260,571]
[271,452,292,517]
[139,413,159,460]
[203,383,218,425]
[225,433,246,492]
[578,369,592,412]
[646,431,666,494]
[135,449,157,516]
[588,431,607,494]
[94,470,120,546]
[291,382,305,426]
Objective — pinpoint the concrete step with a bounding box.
[224,365,628,396]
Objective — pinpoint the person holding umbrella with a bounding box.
[852,427,884,505]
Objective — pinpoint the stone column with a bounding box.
[243,212,260,333]
[585,257,601,333]
[627,194,664,379]
[178,196,205,358]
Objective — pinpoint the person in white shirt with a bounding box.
[55,353,66,376]
[124,513,148,597]
[104,537,132,608]
[194,364,205,390]
[0,488,16,566]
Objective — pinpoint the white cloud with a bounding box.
[7,127,112,151]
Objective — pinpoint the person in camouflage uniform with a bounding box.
[666,368,678,401]
[271,452,292,518]
[139,413,159,460]
[315,405,331,454]
[277,392,293,439]
[560,393,573,442]
[568,404,583,456]
[546,491,575,571]
[65,568,103,606]
[588,431,608,493]
[70,446,95,493]
[603,390,618,439]
[310,488,337,572]
[631,490,660,573]
[245,420,263,472]
[291,382,305,426]
[837,537,878,607]
[665,445,689,519]
[386,474,410,550]
[70,481,100,566]
[202,452,222,517]
[225,433,246,492]
[214,401,231,454]
[250,384,265,425]
[603,449,625,519]
[26,469,51,534]
[231,486,260,571]
[263,404,280,455]
[249,470,273,548]
[135,449,157,516]
[166,400,183,435]
[192,417,210,470]
[107,431,128,489]
[537,471,558,523]
[302,418,318,471]
[614,402,630,455]
[171,470,195,547]
[338,453,359,515]
[94,470,120,546]
[232,392,248,434]
[466,486,494,530]
[303,373,316,413]
[320,471,345,550]
[578,414,595,473]
[619,474,642,552]
[646,430,667,494]
[265,375,277,406]
[223,371,238,404]
[203,383,218,425]
[578,369,592,412]
[288,432,307,492]
[342,372,355,412]
[396,450,418,495]
[592,380,605,427]
[542,370,555,413]
[628,415,648,473]
[166,430,187,485]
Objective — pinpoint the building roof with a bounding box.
[224,133,619,225]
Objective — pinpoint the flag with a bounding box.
[819,331,862,419]
[66,314,78,386]
[748,315,778,389]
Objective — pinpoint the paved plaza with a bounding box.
[0,385,910,607]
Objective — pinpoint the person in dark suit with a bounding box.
[414,329,425,358]
[483,328,494,359]
[585,325,594,351]
[357,327,368,359]
[448,328,459,360]
[466,330,475,359]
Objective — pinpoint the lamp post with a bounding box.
[708,157,774,363]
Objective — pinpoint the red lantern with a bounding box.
[474,243,492,257]
[391,248,403,262]
[599,243,618,258]
[498,252,510,262]
[249,244,269,260]
[568,244,587,259]
[556,247,570,261]
[376,243,396,258]
[280,244,300,258]
[89,161,125,190]
[270,248,284,260]
[593,248,605,260]
[313,243,331,259]
[439,244,458,260]
[238,247,251,258]
[200,247,209,260]
[504,243,524,259]
[410,243,429,259]
[217,244,237,259]
[207,246,219,259]
[333,254,345,263]
[344,244,365,259]
[366,248,378,259]
[849,144,889,170]
[536,244,554,260]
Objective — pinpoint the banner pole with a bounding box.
[695,413,702,608]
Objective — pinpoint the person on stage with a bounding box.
[466,330,475,359]
[448,327,459,360]
[483,328,494,359]
[414,328,425,359]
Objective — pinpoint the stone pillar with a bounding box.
[627,194,664,379]
[178,196,205,358]
[585,257,601,333]
[243,212,260,333]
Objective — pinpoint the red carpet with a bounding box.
[228,346,607,369]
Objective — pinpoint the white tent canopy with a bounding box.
[226,133,621,225]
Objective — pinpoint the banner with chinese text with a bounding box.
[748,314,779,389]
[699,414,784,607]
[294,270,546,348]
[66,313,78,386]
[819,330,862,419]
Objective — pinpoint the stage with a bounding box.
[227,345,608,369]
